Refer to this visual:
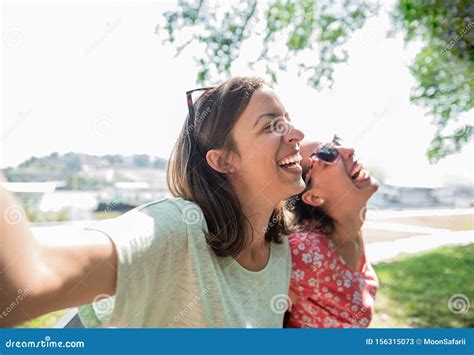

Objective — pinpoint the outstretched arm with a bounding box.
[0,179,118,327]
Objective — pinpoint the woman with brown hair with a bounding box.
[0,77,305,328]
[284,137,379,328]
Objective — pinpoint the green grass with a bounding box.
[372,244,474,328]
[15,309,68,328]
[92,211,123,220]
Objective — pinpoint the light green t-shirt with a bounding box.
[78,198,291,328]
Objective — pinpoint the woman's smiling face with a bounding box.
[301,141,379,214]
[229,85,306,204]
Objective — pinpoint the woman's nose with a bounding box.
[337,146,355,160]
[283,125,305,145]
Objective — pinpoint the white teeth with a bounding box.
[362,169,369,179]
[350,162,364,178]
[277,153,302,166]
[354,168,369,181]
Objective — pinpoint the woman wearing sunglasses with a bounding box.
[284,136,379,328]
[0,77,305,327]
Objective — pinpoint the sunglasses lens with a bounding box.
[314,145,339,163]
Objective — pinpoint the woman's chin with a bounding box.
[286,178,305,198]
[277,171,305,196]
[369,176,379,192]
[361,177,379,202]
[352,171,379,192]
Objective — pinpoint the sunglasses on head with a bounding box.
[304,134,343,184]
[186,87,215,132]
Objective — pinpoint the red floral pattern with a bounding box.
[287,222,378,328]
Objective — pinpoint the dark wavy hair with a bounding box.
[167,77,289,257]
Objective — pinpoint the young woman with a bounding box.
[284,136,379,328]
[0,77,306,328]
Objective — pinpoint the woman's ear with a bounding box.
[301,190,325,207]
[206,149,236,175]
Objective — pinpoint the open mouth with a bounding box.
[350,162,370,183]
[277,152,303,173]
[351,168,362,180]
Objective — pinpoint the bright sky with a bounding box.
[1,0,473,187]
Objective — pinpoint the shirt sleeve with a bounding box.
[78,199,189,328]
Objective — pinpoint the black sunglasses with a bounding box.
[186,87,215,132]
[304,134,343,184]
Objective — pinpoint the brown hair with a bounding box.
[287,166,335,235]
[167,77,288,257]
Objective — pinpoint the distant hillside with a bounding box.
[3,152,168,189]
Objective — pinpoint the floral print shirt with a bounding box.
[287,221,379,328]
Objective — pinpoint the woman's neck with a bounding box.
[330,215,362,244]
[242,205,274,249]
[231,199,275,269]
[325,201,364,242]
[327,208,366,272]
[234,185,278,249]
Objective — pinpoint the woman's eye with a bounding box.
[263,124,272,132]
